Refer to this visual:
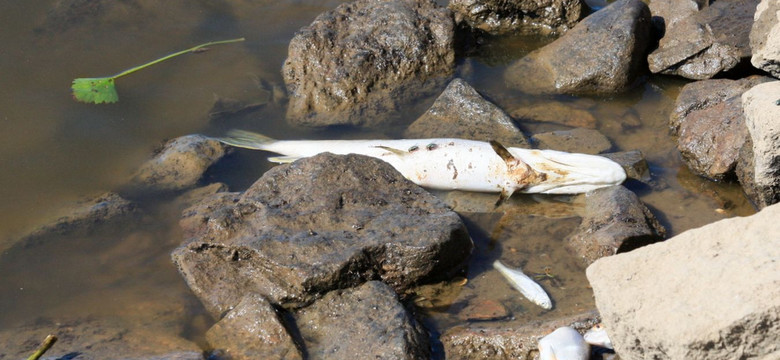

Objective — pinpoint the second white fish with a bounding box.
[493,260,553,310]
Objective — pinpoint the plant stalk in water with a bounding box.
[71,37,245,104]
[26,334,57,360]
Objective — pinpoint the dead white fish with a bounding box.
[538,326,590,360]
[584,323,613,349]
[218,130,626,200]
[492,260,552,310]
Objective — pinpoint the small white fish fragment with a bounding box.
[492,260,552,310]
[584,323,613,349]
[538,326,590,360]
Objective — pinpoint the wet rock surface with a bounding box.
[648,0,705,33]
[586,203,780,360]
[129,135,227,193]
[294,281,430,359]
[404,78,530,147]
[601,150,651,182]
[206,293,303,360]
[647,0,759,79]
[448,0,583,35]
[441,310,601,360]
[505,0,651,95]
[172,153,472,316]
[671,77,774,180]
[566,185,666,265]
[509,101,597,129]
[739,81,780,209]
[750,0,780,78]
[282,0,455,127]
[531,128,613,154]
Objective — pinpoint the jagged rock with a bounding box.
[206,293,303,360]
[282,0,455,127]
[601,150,651,182]
[129,135,227,193]
[586,203,780,360]
[448,0,583,35]
[738,81,780,208]
[441,310,601,360]
[404,78,530,148]
[294,281,429,359]
[505,0,651,94]
[647,0,759,80]
[509,101,597,129]
[531,128,612,154]
[566,185,666,265]
[172,153,472,316]
[750,0,780,78]
[648,0,705,33]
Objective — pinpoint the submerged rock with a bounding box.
[531,128,612,154]
[294,281,429,359]
[282,0,455,127]
[601,150,651,182]
[504,0,651,94]
[566,185,666,265]
[172,153,472,316]
[509,101,597,129]
[647,0,759,80]
[448,0,583,35]
[750,0,780,78]
[671,76,774,181]
[129,134,227,193]
[738,81,780,209]
[441,310,601,360]
[404,78,530,148]
[586,203,780,360]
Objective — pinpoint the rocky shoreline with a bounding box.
[3,0,779,358]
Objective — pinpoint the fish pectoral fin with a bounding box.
[374,145,407,156]
[267,155,301,163]
[489,140,516,164]
[495,187,514,207]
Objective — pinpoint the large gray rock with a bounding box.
[586,203,780,360]
[448,0,583,35]
[670,76,774,181]
[648,0,760,80]
[282,0,455,127]
[404,78,530,148]
[739,81,780,208]
[566,185,666,265]
[294,281,429,359]
[441,311,601,360]
[129,134,227,192]
[750,0,780,78]
[206,293,303,360]
[505,0,651,95]
[172,153,472,316]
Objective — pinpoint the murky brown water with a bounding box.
[0,0,755,356]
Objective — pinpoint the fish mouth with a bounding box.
[513,149,627,194]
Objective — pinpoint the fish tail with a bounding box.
[218,129,276,150]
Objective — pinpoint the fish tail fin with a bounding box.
[218,129,276,150]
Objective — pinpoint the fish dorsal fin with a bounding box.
[489,140,516,164]
[374,145,407,156]
[267,155,300,163]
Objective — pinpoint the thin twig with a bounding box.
[26,334,57,360]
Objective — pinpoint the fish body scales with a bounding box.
[493,260,553,310]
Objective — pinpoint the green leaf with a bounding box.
[71,77,119,104]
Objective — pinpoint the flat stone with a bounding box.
[648,0,705,32]
[294,281,429,359]
[455,298,511,321]
[448,0,583,35]
[505,0,652,94]
[586,203,780,360]
[750,0,780,78]
[509,102,597,129]
[282,0,455,127]
[566,185,666,265]
[531,128,612,154]
[404,78,530,148]
[738,80,780,208]
[172,153,472,316]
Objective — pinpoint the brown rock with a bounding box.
[531,128,612,154]
[456,298,511,321]
[448,0,583,35]
[509,102,597,129]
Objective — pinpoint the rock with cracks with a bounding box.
[586,203,780,360]
[504,0,651,95]
[282,0,455,128]
[750,0,780,78]
[404,78,530,148]
[172,153,472,316]
[448,0,583,35]
[738,80,780,209]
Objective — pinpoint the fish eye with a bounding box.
[408,145,419,152]
[426,143,437,150]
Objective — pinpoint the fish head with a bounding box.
[510,149,627,194]
[583,323,613,349]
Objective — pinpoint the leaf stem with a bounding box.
[110,37,245,79]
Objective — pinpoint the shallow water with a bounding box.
[0,0,756,356]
